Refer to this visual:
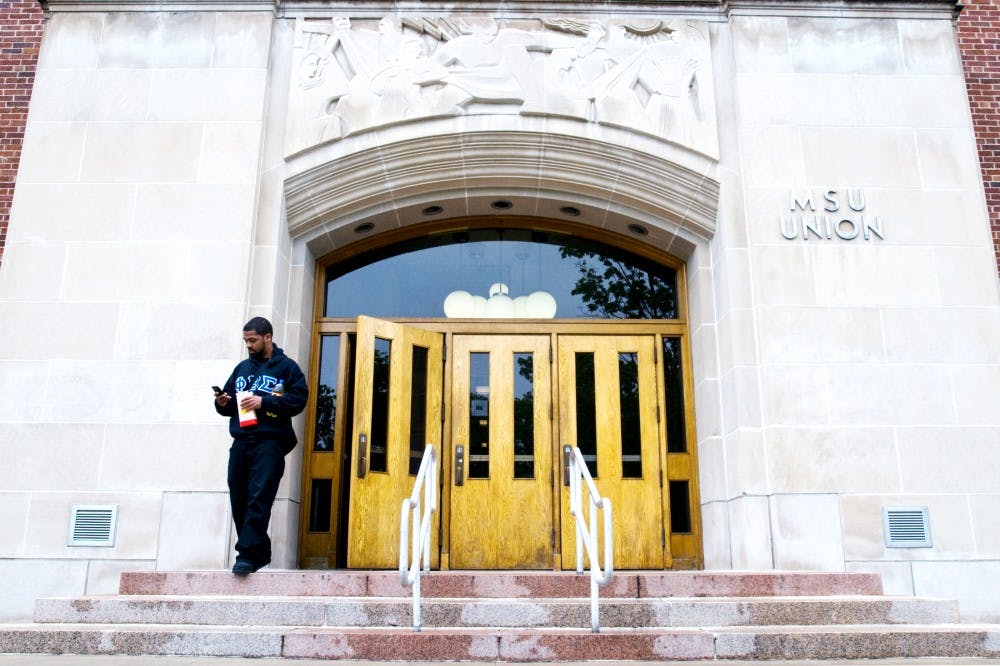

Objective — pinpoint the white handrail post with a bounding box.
[565,446,613,633]
[572,460,584,574]
[590,567,599,633]
[424,458,435,572]
[399,444,437,632]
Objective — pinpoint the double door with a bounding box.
[347,317,677,570]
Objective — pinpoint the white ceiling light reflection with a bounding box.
[444,283,557,318]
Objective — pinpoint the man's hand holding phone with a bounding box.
[213,385,230,407]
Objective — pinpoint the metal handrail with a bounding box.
[399,444,438,632]
[566,445,614,633]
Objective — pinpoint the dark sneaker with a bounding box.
[232,559,254,575]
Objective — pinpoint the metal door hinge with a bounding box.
[563,445,572,486]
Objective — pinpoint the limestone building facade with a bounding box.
[1,0,998,624]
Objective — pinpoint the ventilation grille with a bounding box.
[68,505,118,547]
[883,506,931,548]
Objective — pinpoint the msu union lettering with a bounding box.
[780,188,884,241]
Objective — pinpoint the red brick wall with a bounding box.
[0,0,43,270]
[957,0,1000,275]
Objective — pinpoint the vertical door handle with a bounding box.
[563,445,572,486]
[357,433,368,479]
[455,445,465,486]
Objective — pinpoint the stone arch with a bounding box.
[283,121,719,262]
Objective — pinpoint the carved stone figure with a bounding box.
[285,15,717,157]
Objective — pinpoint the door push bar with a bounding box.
[357,433,368,478]
[454,444,464,486]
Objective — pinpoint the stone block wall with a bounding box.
[0,0,44,269]
[720,10,1000,622]
[0,8,279,622]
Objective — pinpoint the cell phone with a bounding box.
[212,385,223,394]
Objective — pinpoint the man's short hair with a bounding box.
[243,317,273,337]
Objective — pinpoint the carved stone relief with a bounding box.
[285,15,719,158]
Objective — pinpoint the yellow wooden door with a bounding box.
[347,316,442,569]
[449,335,554,569]
[557,335,666,569]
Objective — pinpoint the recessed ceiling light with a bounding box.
[560,206,581,217]
[491,200,513,210]
[422,205,444,216]
[354,222,375,234]
[628,223,649,236]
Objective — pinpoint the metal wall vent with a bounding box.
[68,505,118,547]
[883,506,931,548]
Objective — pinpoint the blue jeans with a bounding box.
[227,435,285,565]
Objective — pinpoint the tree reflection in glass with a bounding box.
[314,384,336,451]
[559,246,677,319]
[618,351,642,478]
[313,335,339,452]
[369,342,390,473]
[513,353,535,479]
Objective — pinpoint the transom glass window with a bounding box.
[325,230,678,319]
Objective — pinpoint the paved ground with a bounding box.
[3,658,1000,665]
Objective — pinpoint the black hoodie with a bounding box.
[215,344,309,453]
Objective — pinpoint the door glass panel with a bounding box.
[369,337,391,473]
[618,352,642,478]
[669,480,692,533]
[513,352,535,479]
[408,346,429,475]
[308,479,332,532]
[314,334,339,452]
[574,351,598,477]
[662,337,688,453]
[469,352,490,478]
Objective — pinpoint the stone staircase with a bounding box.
[2,570,999,660]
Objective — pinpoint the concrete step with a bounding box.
[33,595,960,628]
[0,624,285,659]
[118,570,884,598]
[2,623,999,660]
[712,624,1000,661]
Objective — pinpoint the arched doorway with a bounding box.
[297,219,702,570]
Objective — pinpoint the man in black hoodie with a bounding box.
[214,317,309,575]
